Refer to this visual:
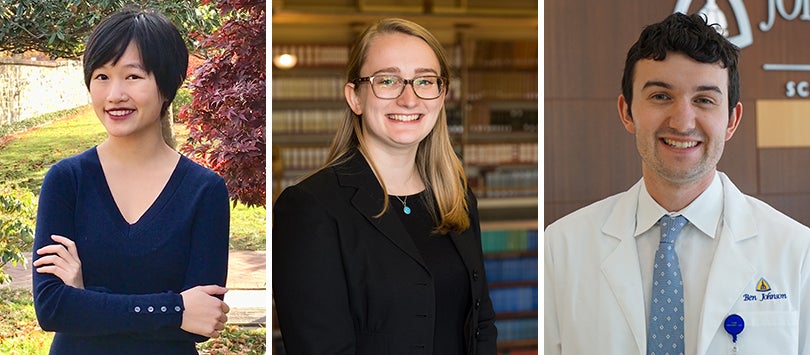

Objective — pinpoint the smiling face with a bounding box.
[618,51,742,188]
[89,41,164,141]
[344,32,445,155]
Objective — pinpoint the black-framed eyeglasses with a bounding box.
[352,75,447,100]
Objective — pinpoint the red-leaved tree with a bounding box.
[181,0,266,207]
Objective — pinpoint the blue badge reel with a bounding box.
[724,314,744,353]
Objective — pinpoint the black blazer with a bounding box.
[272,149,497,354]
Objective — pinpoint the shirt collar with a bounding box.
[635,172,723,238]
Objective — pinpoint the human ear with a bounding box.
[618,94,636,134]
[344,83,362,115]
[725,101,743,141]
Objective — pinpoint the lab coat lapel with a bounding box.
[695,173,757,355]
[601,180,647,355]
[336,150,429,272]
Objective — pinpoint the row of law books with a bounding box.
[275,143,536,171]
[272,41,536,71]
[463,143,537,165]
[272,108,345,134]
[490,285,538,313]
[481,228,538,253]
[466,71,538,101]
[485,257,537,283]
[274,74,463,101]
[478,168,538,198]
[272,76,346,100]
[495,318,538,342]
[272,45,349,67]
[272,110,533,136]
[277,146,329,172]
[272,72,528,101]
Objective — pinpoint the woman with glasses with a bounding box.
[273,18,497,354]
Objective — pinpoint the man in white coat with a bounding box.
[545,13,810,355]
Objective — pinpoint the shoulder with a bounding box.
[178,155,226,186]
[545,191,627,235]
[44,147,99,181]
[276,167,340,207]
[740,193,810,234]
[720,173,810,235]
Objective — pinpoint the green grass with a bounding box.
[0,107,107,193]
[0,106,266,251]
[0,288,52,354]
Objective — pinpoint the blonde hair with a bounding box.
[317,18,469,234]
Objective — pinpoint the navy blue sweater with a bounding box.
[32,147,230,355]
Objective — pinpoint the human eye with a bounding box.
[414,76,437,87]
[93,73,109,80]
[375,76,401,87]
[126,74,142,80]
[694,97,715,105]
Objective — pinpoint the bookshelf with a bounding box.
[480,220,538,354]
[271,7,537,353]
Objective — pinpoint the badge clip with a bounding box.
[724,314,744,354]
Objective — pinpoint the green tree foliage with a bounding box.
[0,0,220,59]
[0,184,36,284]
[181,0,265,207]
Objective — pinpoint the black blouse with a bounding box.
[391,192,471,354]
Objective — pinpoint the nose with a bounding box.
[668,99,697,132]
[396,82,419,107]
[106,80,128,103]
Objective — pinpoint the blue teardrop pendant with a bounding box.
[403,206,411,215]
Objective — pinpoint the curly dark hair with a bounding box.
[621,12,740,117]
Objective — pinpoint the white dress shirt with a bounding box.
[635,172,723,354]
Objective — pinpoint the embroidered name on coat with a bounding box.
[742,277,788,302]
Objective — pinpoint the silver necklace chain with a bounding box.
[393,194,411,215]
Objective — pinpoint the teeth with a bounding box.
[388,114,420,122]
[663,138,698,149]
[108,110,134,116]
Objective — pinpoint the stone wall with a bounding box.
[0,58,90,125]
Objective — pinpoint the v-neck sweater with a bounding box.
[32,147,230,355]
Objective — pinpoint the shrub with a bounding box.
[0,184,36,284]
[181,0,266,208]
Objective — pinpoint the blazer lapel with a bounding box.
[601,180,647,355]
[695,173,757,355]
[335,150,429,271]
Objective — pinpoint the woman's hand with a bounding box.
[180,285,230,338]
[33,234,84,289]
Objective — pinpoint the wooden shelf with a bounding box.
[484,250,537,260]
[496,310,537,319]
[272,134,335,146]
[489,280,537,288]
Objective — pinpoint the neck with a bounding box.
[98,133,176,167]
[643,169,716,212]
[363,145,423,196]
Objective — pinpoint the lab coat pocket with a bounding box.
[735,310,798,353]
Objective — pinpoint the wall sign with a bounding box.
[675,0,810,98]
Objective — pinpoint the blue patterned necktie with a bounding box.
[648,215,688,355]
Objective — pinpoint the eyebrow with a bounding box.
[642,81,723,95]
[99,62,147,71]
[370,67,439,76]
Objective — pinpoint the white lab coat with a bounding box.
[545,172,810,355]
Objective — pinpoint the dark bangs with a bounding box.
[82,8,188,104]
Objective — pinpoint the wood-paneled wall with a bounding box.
[545,0,810,227]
